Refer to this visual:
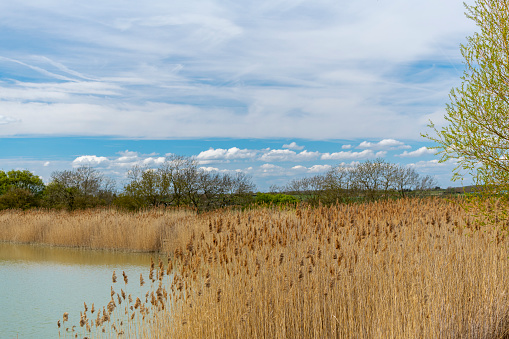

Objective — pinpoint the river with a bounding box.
[0,242,163,338]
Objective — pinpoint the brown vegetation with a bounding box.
[0,208,196,252]
[2,198,505,337]
[47,198,509,338]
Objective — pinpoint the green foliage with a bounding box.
[0,170,45,195]
[0,170,45,210]
[42,167,114,210]
[0,187,39,210]
[255,193,299,206]
[112,194,146,211]
[423,0,509,223]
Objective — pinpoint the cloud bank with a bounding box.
[0,0,474,139]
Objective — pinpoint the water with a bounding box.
[0,243,164,339]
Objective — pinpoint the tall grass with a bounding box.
[54,198,509,338]
[0,208,196,252]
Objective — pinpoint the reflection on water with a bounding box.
[0,242,165,339]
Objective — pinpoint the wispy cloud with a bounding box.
[0,115,19,125]
[259,149,320,162]
[0,0,474,139]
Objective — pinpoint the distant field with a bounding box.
[33,198,509,338]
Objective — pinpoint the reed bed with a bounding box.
[0,208,196,252]
[58,198,509,338]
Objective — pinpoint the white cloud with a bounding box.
[341,144,352,149]
[70,151,172,171]
[291,165,307,172]
[408,158,457,169]
[0,115,19,125]
[358,139,411,151]
[141,157,166,166]
[259,149,320,162]
[200,166,220,172]
[308,164,332,173]
[321,150,386,160]
[397,146,437,157]
[72,155,110,167]
[0,0,473,140]
[291,164,331,173]
[196,147,259,162]
[258,163,285,176]
[282,142,304,150]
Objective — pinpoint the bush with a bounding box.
[113,195,147,211]
[255,193,299,206]
[0,187,39,210]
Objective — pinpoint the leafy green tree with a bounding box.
[423,0,509,223]
[0,170,45,209]
[0,170,45,195]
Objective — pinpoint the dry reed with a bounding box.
[0,207,196,252]
[45,199,509,337]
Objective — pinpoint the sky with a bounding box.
[0,0,478,191]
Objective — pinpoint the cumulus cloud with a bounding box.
[70,150,170,170]
[195,147,322,163]
[259,149,320,162]
[72,155,110,167]
[282,142,304,150]
[308,165,332,173]
[141,157,166,166]
[341,144,352,149]
[321,150,386,160]
[258,163,285,176]
[291,164,331,173]
[196,147,259,163]
[397,146,437,157]
[291,165,308,172]
[199,166,220,172]
[357,139,411,151]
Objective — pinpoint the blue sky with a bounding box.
[0,0,477,190]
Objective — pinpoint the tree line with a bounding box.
[0,156,437,211]
[0,155,255,211]
[270,158,438,204]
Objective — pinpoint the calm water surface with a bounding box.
[0,243,164,339]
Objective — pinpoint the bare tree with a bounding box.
[392,167,419,198]
[47,166,115,209]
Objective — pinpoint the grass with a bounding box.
[3,199,509,338]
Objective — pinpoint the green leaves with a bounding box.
[424,0,509,222]
[0,170,45,195]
